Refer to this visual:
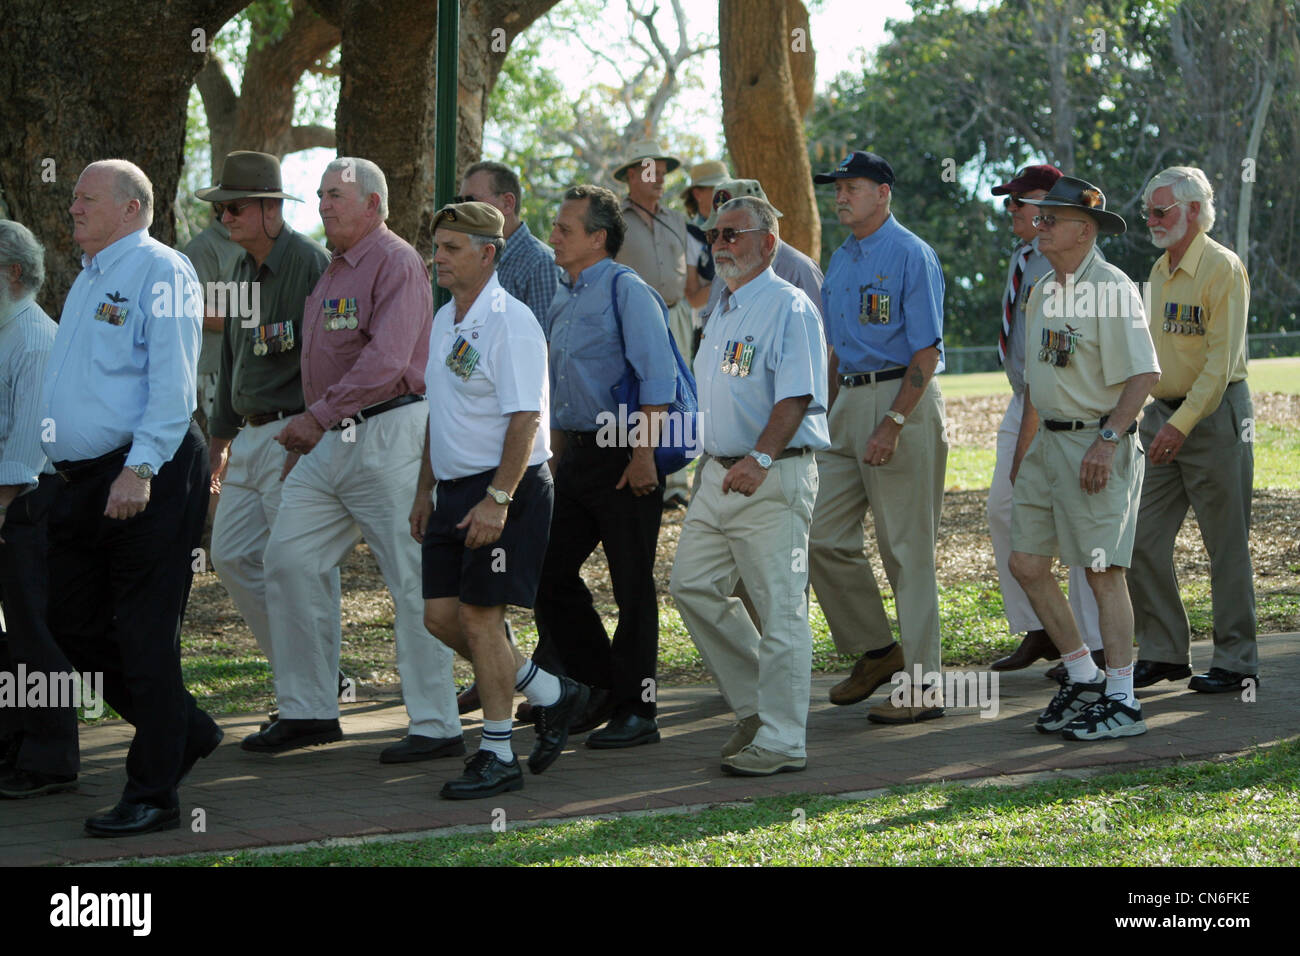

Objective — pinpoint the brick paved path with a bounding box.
[3,634,1294,865]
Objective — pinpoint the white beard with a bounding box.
[1150,212,1188,249]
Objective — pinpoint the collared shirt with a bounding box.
[1024,245,1160,421]
[209,224,330,440]
[705,239,825,325]
[822,214,946,374]
[616,197,688,305]
[301,223,431,430]
[0,296,57,489]
[694,267,830,457]
[41,230,202,470]
[1147,230,1250,435]
[496,220,562,326]
[543,258,677,431]
[425,273,550,480]
[1003,238,1055,395]
[181,220,245,376]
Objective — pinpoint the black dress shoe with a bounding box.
[586,712,660,749]
[1133,659,1192,688]
[1189,668,1258,694]
[439,750,524,800]
[528,676,590,774]
[457,681,481,715]
[85,801,180,838]
[178,726,224,784]
[379,734,466,764]
[0,769,78,799]
[515,701,535,724]
[241,718,342,753]
[570,687,615,735]
[991,629,1060,671]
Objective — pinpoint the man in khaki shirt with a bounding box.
[1010,176,1160,741]
[1127,166,1257,693]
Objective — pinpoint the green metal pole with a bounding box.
[433,0,459,308]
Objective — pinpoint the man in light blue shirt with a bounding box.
[808,151,951,724]
[670,196,828,777]
[40,160,219,837]
[533,184,677,748]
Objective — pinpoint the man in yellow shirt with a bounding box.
[1128,166,1257,694]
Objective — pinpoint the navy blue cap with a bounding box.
[814,151,895,186]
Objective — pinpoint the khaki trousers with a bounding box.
[664,298,695,499]
[809,379,947,675]
[670,454,818,757]
[1129,382,1257,673]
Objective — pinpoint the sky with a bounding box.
[279,0,915,234]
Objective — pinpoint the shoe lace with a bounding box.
[466,750,496,773]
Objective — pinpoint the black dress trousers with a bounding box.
[533,442,663,719]
[47,422,216,809]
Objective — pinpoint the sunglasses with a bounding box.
[1141,200,1184,220]
[706,227,765,246]
[1003,196,1027,210]
[1032,214,1088,229]
[215,198,260,218]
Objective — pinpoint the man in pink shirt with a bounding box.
[241,157,461,762]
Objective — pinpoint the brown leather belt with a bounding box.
[714,447,811,469]
[246,408,303,427]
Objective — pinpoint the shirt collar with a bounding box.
[82,229,149,274]
[0,294,34,330]
[841,214,899,259]
[336,222,389,269]
[1157,228,1209,279]
[256,223,297,275]
[501,220,532,264]
[727,266,779,310]
[456,272,504,331]
[561,255,617,292]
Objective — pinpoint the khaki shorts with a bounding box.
[1011,427,1144,569]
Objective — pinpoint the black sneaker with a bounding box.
[1062,693,1147,740]
[528,676,590,774]
[1035,676,1106,733]
[439,750,524,800]
[0,769,78,799]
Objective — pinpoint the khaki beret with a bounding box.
[432,201,504,238]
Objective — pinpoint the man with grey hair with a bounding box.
[671,195,829,776]
[0,220,77,799]
[1128,166,1257,694]
[241,157,462,763]
[40,160,218,835]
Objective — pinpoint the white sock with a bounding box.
[1063,645,1103,684]
[1107,664,1138,709]
[515,659,561,706]
[479,719,515,762]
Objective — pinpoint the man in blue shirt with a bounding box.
[808,151,950,723]
[40,160,218,836]
[533,184,678,748]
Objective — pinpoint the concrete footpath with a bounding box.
[2,634,1295,866]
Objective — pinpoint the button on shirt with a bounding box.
[210,225,330,440]
[543,259,677,432]
[1147,230,1250,436]
[425,274,550,481]
[1024,245,1160,421]
[616,198,688,306]
[41,230,202,470]
[496,220,562,327]
[694,268,830,457]
[822,214,946,373]
[0,296,57,489]
[705,239,825,326]
[301,224,431,430]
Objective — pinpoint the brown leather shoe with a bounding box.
[457,682,481,715]
[829,644,905,706]
[990,629,1060,671]
[867,699,944,724]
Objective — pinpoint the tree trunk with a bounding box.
[0,0,249,313]
[720,0,820,261]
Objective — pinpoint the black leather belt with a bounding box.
[564,431,602,447]
[330,394,424,430]
[1158,396,1185,410]
[53,444,131,482]
[246,408,304,427]
[839,367,906,387]
[1044,414,1136,435]
[714,447,811,469]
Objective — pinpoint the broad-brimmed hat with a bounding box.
[992,164,1062,196]
[1023,175,1126,235]
[813,150,895,187]
[612,138,682,183]
[432,201,505,239]
[196,151,300,203]
[702,179,784,229]
[678,160,730,201]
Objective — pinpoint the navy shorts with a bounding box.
[421,463,553,608]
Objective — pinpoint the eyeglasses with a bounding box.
[706,227,764,246]
[1141,200,1184,220]
[215,199,259,219]
[1003,196,1027,210]
[1032,214,1088,229]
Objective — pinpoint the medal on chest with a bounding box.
[94,300,129,326]
[1163,302,1206,336]
[720,340,755,377]
[1039,325,1081,367]
[858,285,890,325]
[446,334,481,381]
[252,321,295,356]
[323,298,359,331]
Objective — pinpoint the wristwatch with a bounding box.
[129,464,154,480]
[749,451,773,470]
[1098,428,1120,443]
[884,410,906,427]
[486,485,513,505]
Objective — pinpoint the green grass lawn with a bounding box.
[157,738,1299,867]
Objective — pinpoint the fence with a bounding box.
[944,333,1298,376]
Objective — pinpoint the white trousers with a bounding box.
[263,402,459,737]
[988,391,1102,649]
